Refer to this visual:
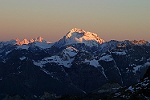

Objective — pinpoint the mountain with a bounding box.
[105,67,150,100]
[0,28,150,99]
[59,67,150,100]
[15,37,53,49]
[16,36,45,45]
[54,28,105,47]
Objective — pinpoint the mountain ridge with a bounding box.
[0,28,150,97]
[1,28,149,47]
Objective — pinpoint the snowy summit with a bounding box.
[55,28,105,47]
[15,37,52,49]
[16,36,45,45]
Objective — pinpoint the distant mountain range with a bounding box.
[0,28,149,99]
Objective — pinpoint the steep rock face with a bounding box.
[110,67,150,100]
[0,49,84,96]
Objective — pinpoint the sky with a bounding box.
[0,0,150,42]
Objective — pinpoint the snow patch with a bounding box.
[63,46,78,57]
[99,55,113,62]
[133,65,143,73]
[112,51,126,55]
[147,58,150,62]
[33,61,44,68]
[5,50,12,55]
[127,86,134,93]
[33,56,74,68]
[84,59,100,67]
[34,42,53,49]
[132,62,150,73]
[17,45,29,50]
[41,69,59,80]
[100,65,108,79]
[20,56,26,60]
[144,62,150,66]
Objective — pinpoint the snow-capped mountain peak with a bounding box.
[34,36,44,43]
[66,28,104,43]
[55,28,105,47]
[66,28,86,38]
[16,36,45,45]
[16,38,29,45]
[15,37,53,49]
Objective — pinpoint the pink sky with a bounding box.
[0,0,150,42]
